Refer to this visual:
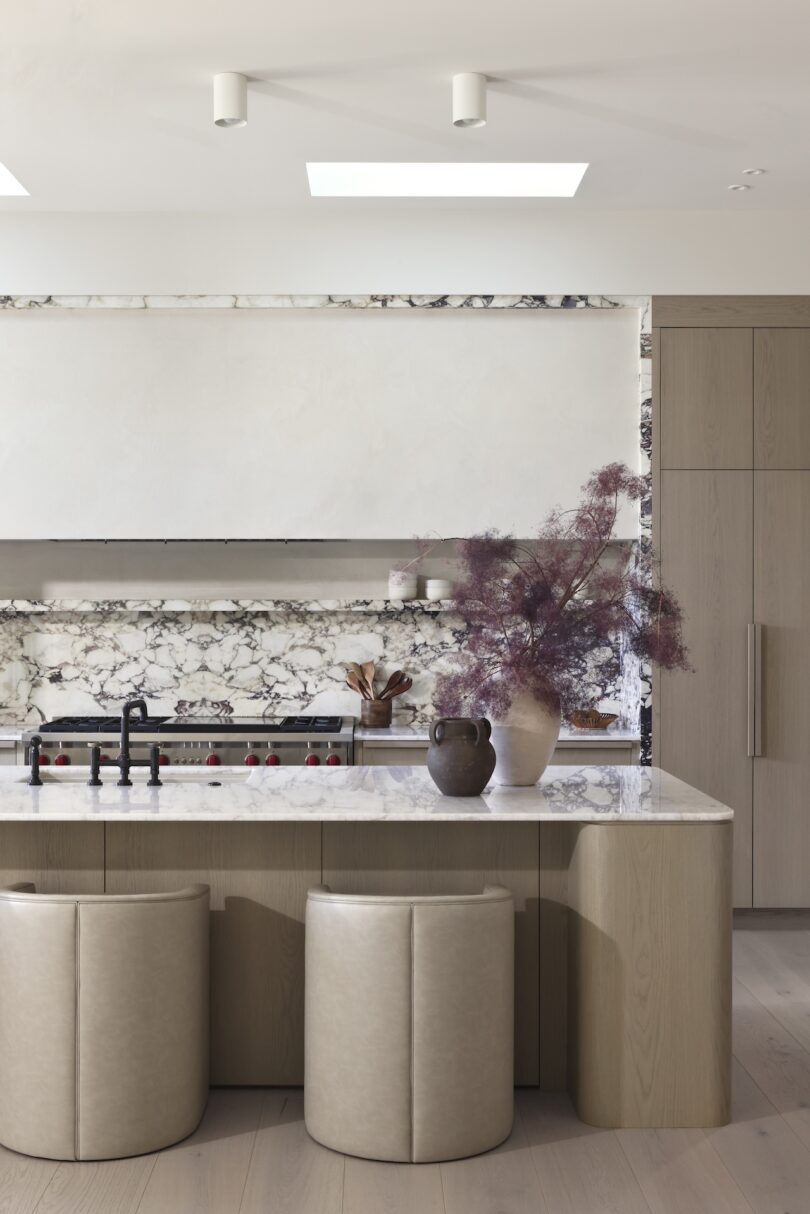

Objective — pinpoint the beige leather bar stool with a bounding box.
[0,883,209,1161]
[305,884,514,1162]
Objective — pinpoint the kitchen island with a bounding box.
[0,764,731,1128]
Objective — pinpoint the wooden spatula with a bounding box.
[361,661,377,699]
[346,670,372,700]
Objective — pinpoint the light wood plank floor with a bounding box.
[9,912,810,1214]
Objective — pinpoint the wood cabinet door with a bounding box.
[659,471,753,906]
[755,329,810,468]
[660,328,753,469]
[754,472,810,906]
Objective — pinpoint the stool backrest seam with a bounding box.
[74,902,80,1162]
[409,901,415,1165]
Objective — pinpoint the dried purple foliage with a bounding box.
[434,463,689,719]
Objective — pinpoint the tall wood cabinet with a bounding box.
[654,298,810,908]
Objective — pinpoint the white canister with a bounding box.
[425,578,453,602]
[388,569,418,601]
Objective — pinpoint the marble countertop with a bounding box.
[355,724,640,746]
[0,764,731,823]
[0,727,28,742]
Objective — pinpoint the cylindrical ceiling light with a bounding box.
[452,73,487,128]
[213,72,247,128]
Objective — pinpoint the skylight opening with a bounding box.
[0,162,28,196]
[306,162,588,198]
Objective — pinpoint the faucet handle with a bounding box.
[147,743,162,788]
[28,736,43,788]
[88,744,103,787]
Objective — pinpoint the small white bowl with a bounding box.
[425,578,453,602]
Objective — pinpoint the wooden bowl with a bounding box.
[568,710,619,731]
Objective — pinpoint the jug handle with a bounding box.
[473,718,491,745]
[430,720,446,746]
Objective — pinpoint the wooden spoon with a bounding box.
[346,670,372,700]
[378,670,404,700]
[381,675,412,701]
[379,675,408,700]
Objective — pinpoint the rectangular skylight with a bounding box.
[0,161,28,196]
[306,162,588,198]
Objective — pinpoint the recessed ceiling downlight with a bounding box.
[306,162,588,198]
[0,162,28,196]
[742,168,766,176]
[728,183,750,192]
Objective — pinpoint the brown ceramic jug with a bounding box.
[427,717,496,796]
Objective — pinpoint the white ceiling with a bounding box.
[1,0,808,212]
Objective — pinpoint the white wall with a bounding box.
[0,306,639,540]
[0,209,809,295]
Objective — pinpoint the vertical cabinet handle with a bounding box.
[747,623,763,758]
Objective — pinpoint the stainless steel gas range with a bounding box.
[30,715,354,768]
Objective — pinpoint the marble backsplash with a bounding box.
[0,603,639,730]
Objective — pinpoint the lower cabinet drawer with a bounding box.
[553,746,637,766]
[359,744,430,766]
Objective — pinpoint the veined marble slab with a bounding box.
[0,764,731,823]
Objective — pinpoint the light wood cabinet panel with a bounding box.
[569,822,732,1127]
[653,296,810,327]
[0,823,103,893]
[659,471,753,906]
[754,472,810,906]
[660,328,753,468]
[0,744,19,766]
[755,329,810,468]
[105,822,321,1084]
[322,821,539,1085]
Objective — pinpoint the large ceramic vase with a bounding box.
[490,691,561,787]
[427,718,497,796]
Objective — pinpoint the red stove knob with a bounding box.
[38,752,50,765]
[305,753,320,766]
[54,753,71,766]
[99,754,111,763]
[158,753,170,766]
[325,754,341,766]
[265,753,280,766]
[244,753,260,766]
[205,753,221,767]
